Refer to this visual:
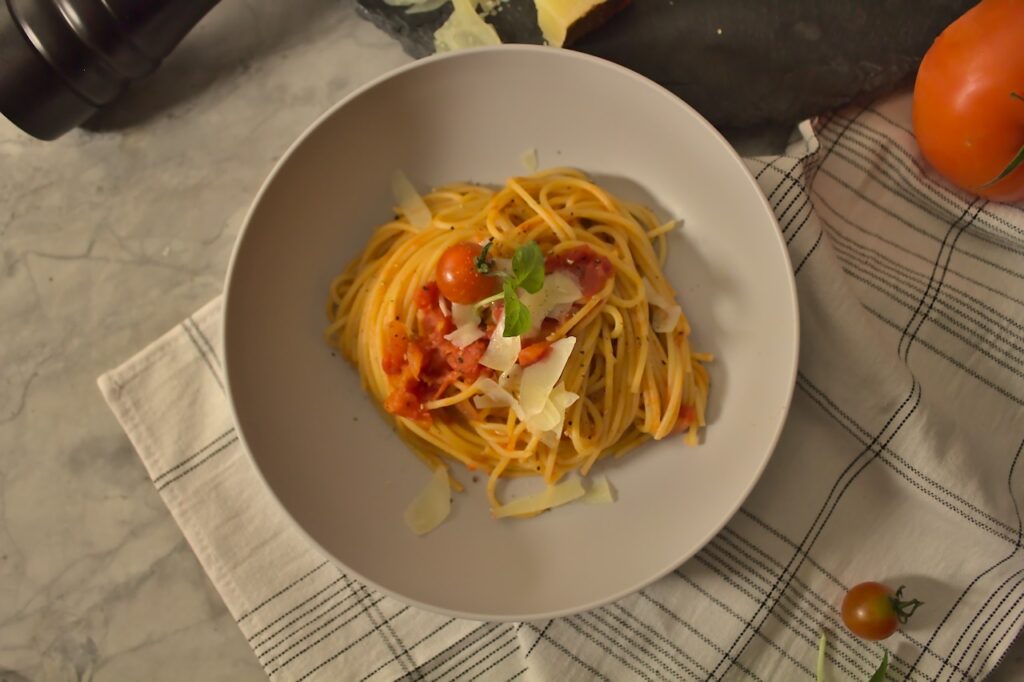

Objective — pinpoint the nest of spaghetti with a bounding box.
[327,168,711,510]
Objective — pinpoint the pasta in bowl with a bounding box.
[327,169,711,526]
[223,46,797,619]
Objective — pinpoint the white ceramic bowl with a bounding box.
[223,46,798,621]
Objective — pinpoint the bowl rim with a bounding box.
[221,44,800,622]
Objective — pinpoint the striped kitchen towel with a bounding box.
[99,90,1024,681]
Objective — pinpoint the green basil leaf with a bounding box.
[867,651,889,682]
[502,280,531,337]
[512,241,545,294]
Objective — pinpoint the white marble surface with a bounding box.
[0,1,1020,679]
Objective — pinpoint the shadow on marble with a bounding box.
[85,0,339,132]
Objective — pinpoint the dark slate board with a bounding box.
[356,0,974,129]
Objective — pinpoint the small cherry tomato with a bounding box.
[841,582,923,641]
[912,0,1024,202]
[435,242,499,305]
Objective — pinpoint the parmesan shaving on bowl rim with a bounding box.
[404,466,452,535]
[391,170,432,229]
[492,476,585,518]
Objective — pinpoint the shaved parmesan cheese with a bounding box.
[521,148,539,173]
[391,170,431,230]
[519,336,576,416]
[580,475,615,505]
[471,378,512,408]
[492,257,513,276]
[519,271,581,336]
[525,397,563,434]
[434,0,501,52]
[524,383,578,446]
[493,477,585,518]
[644,278,682,333]
[437,295,451,319]
[551,383,579,410]
[480,316,521,373]
[404,467,451,535]
[472,378,526,420]
[498,363,523,391]
[444,302,485,348]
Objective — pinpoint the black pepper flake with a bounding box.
[472,475,479,483]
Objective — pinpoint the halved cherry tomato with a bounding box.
[913,0,1024,202]
[841,582,923,641]
[435,242,499,304]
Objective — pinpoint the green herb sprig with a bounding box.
[474,239,545,337]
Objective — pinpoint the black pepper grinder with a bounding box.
[0,0,221,140]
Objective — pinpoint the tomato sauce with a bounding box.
[382,282,493,422]
[545,245,614,298]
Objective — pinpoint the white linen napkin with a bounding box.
[99,91,1024,681]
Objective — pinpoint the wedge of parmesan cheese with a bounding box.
[533,0,629,47]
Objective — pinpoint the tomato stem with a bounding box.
[978,92,1024,189]
[890,585,924,625]
[474,238,496,274]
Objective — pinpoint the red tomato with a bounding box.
[387,280,495,417]
[381,320,408,376]
[913,0,1024,202]
[545,246,614,297]
[435,242,500,304]
[383,374,430,423]
[414,282,454,346]
[518,341,551,367]
[841,582,923,641]
[673,404,697,433]
[441,338,489,381]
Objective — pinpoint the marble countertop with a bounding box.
[0,1,1019,679]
